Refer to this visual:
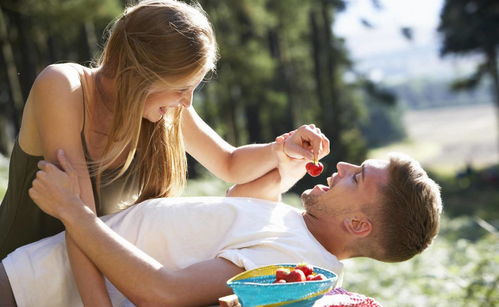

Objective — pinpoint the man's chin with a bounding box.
[301,189,313,198]
[300,190,317,209]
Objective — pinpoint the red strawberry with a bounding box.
[306,161,324,177]
[274,279,287,283]
[294,263,314,277]
[275,268,290,281]
[285,269,306,282]
[306,273,326,281]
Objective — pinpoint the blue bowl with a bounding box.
[227,263,337,307]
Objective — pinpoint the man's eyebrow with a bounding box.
[361,164,365,183]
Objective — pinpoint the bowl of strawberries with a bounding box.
[227,263,337,307]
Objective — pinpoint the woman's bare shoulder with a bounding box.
[20,64,88,155]
[29,63,86,110]
[34,63,84,92]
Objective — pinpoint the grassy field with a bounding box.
[370,103,498,175]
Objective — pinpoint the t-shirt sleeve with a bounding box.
[217,249,258,270]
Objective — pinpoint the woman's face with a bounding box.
[143,74,205,122]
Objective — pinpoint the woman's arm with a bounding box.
[182,106,326,184]
[227,132,330,202]
[27,64,112,306]
[29,152,244,306]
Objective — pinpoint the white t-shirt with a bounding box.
[3,197,343,307]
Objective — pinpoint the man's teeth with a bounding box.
[318,185,330,191]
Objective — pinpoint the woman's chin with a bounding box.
[143,114,162,123]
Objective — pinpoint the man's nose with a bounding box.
[336,162,359,176]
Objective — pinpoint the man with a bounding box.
[1,142,441,306]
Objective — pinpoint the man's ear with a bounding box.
[343,217,372,238]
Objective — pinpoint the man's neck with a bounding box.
[302,212,351,260]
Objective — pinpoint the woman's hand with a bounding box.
[279,124,330,161]
[274,124,330,190]
[28,149,82,220]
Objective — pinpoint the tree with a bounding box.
[438,0,499,152]
[0,0,121,154]
[308,0,367,166]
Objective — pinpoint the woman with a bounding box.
[0,0,327,305]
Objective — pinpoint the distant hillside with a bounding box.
[387,77,492,109]
[355,43,478,81]
[353,43,493,109]
[369,103,498,172]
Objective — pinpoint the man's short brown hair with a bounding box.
[372,153,442,262]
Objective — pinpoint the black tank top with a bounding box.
[0,64,140,259]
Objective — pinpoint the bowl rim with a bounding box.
[227,263,337,286]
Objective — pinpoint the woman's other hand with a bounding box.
[29,149,82,219]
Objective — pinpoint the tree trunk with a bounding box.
[78,21,98,62]
[309,10,326,111]
[0,9,23,132]
[10,11,38,101]
[268,27,296,132]
[485,45,499,159]
[244,103,261,143]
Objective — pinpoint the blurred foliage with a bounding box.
[438,0,499,56]
[343,229,498,307]
[432,164,499,222]
[4,0,121,31]
[0,0,407,182]
[438,0,499,151]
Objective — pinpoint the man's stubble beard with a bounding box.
[301,191,345,216]
[301,191,326,214]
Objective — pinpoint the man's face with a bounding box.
[301,159,390,218]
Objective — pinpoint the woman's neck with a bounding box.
[92,66,116,113]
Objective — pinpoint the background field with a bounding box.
[370,103,498,174]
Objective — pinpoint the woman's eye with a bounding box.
[353,174,358,184]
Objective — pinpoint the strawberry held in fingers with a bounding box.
[306,161,324,177]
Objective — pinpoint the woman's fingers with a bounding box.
[281,124,330,161]
[57,149,76,174]
[288,143,314,160]
[301,125,325,161]
[320,134,331,158]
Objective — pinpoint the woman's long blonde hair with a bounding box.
[93,0,217,203]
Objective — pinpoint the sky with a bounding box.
[334,0,444,59]
[332,0,482,82]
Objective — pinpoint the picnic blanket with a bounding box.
[313,287,383,307]
[219,287,382,307]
